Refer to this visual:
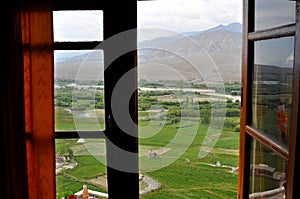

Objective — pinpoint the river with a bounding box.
[55,83,240,101]
[138,87,241,101]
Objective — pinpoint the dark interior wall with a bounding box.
[0,1,29,199]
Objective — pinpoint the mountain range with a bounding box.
[55,22,242,83]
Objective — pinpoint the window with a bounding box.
[53,1,139,198]
[17,1,300,198]
[54,0,243,197]
[54,1,243,197]
[22,1,139,198]
[137,1,241,198]
[53,9,108,198]
[238,0,300,198]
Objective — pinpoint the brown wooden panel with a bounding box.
[22,5,34,199]
[22,6,32,136]
[241,1,300,198]
[1,2,29,198]
[238,1,251,198]
[23,2,56,199]
[286,2,300,198]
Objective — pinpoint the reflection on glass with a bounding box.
[252,37,294,147]
[54,50,105,131]
[55,139,107,199]
[249,139,287,198]
[53,10,103,41]
[255,0,295,31]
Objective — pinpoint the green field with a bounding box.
[139,123,239,199]
[55,109,239,198]
[55,82,240,198]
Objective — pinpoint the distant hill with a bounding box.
[55,23,242,83]
[139,30,241,60]
[138,22,241,50]
[202,22,242,33]
[55,50,103,63]
[138,27,242,83]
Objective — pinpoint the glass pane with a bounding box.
[255,0,296,31]
[249,139,287,198]
[137,0,242,196]
[252,37,294,147]
[55,139,108,199]
[53,10,103,42]
[54,50,105,131]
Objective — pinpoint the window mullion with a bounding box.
[53,0,104,11]
[54,130,106,139]
[245,125,289,160]
[248,23,296,41]
[103,1,139,198]
[53,41,103,50]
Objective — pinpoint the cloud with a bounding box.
[53,0,242,41]
[137,0,242,32]
[53,10,103,41]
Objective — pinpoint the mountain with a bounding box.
[55,22,242,83]
[138,22,242,49]
[138,29,242,83]
[55,22,242,63]
[139,30,241,61]
[202,22,242,33]
[55,50,103,63]
[138,34,184,52]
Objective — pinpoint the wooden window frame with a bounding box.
[18,0,300,198]
[53,1,139,198]
[238,0,300,198]
[23,1,139,198]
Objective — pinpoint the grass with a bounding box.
[56,175,83,198]
[214,130,239,149]
[139,122,238,198]
[55,107,105,130]
[56,175,107,199]
[141,163,237,199]
[56,147,107,198]
[55,107,239,198]
[68,156,107,179]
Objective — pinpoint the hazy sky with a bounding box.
[53,0,242,41]
[138,0,242,32]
